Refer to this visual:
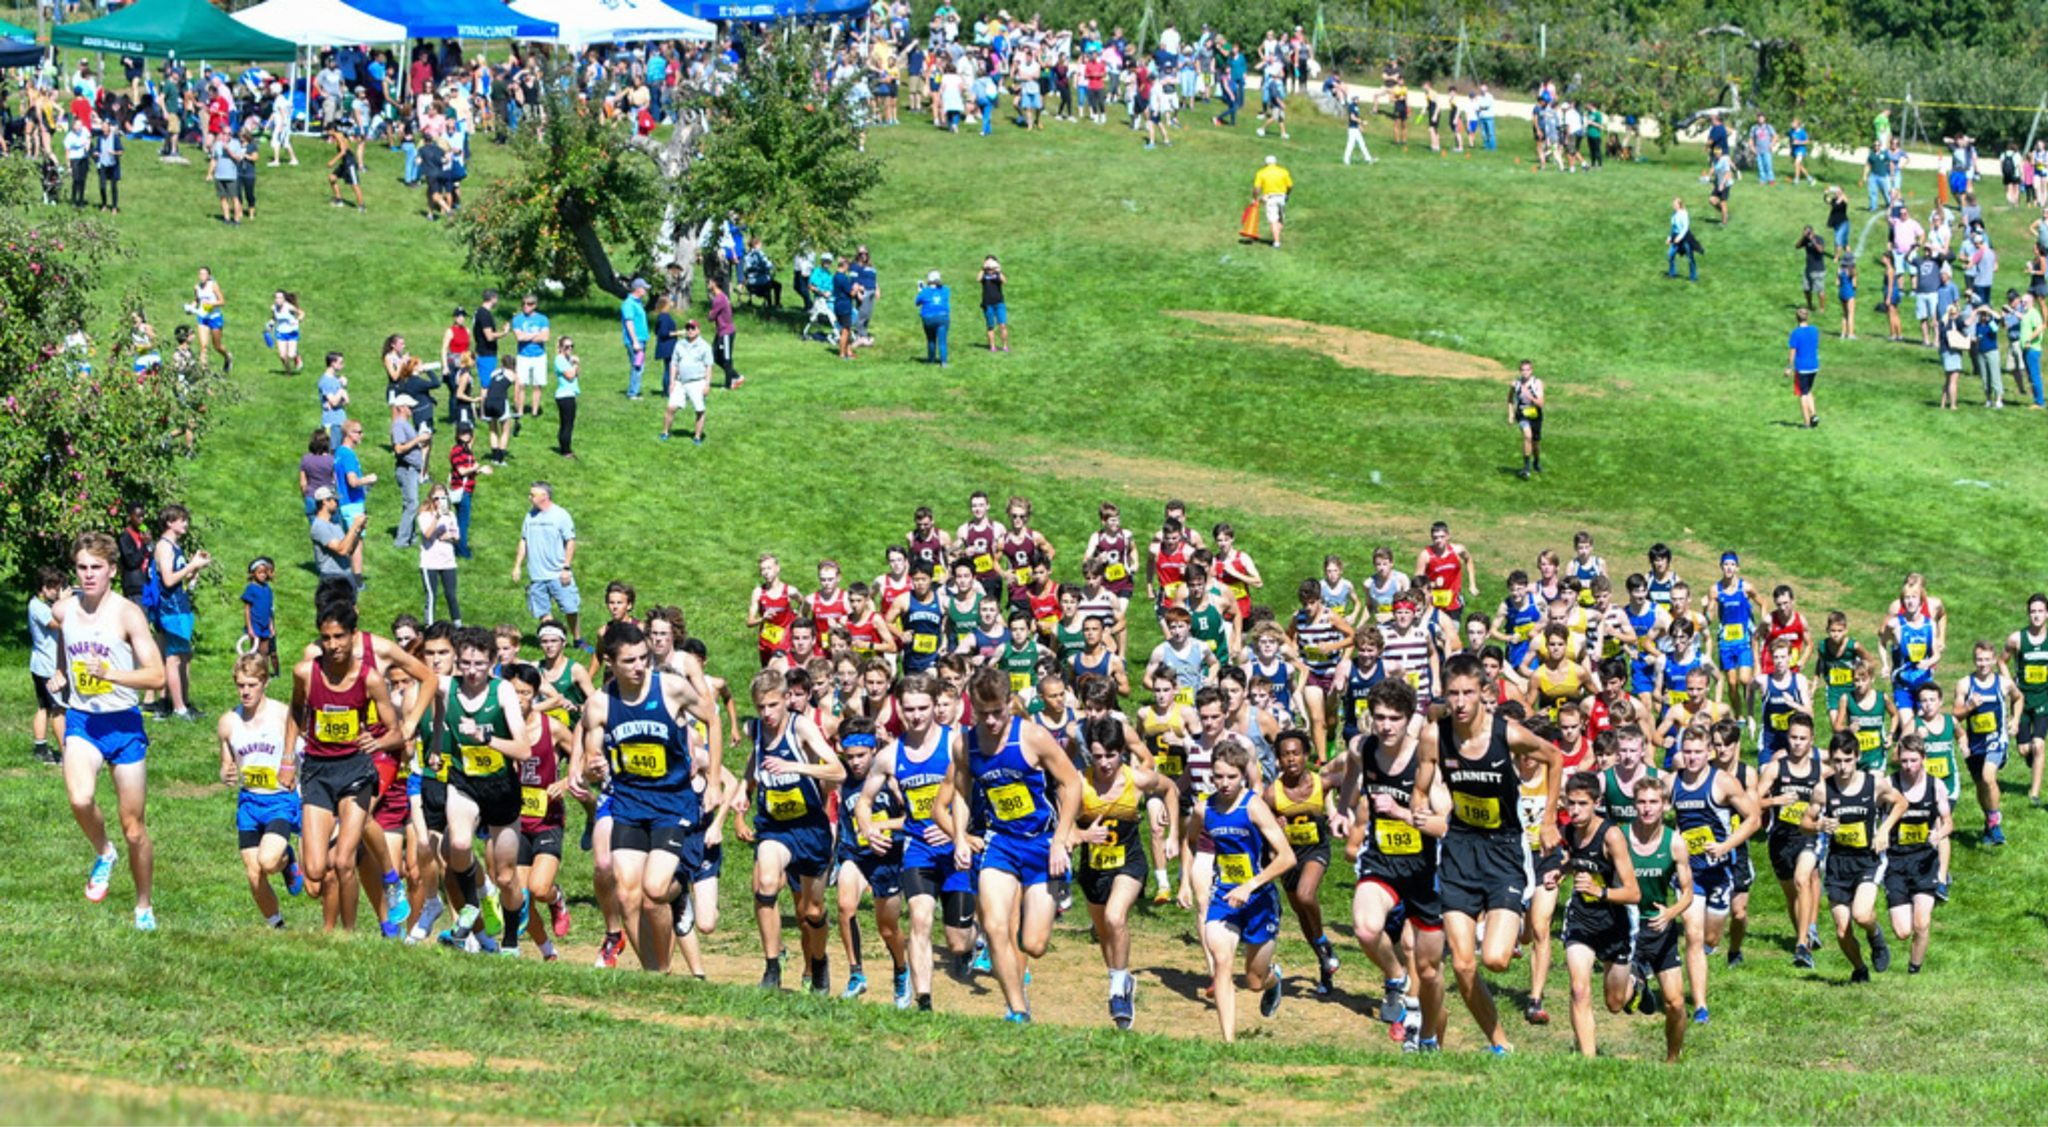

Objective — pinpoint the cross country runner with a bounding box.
[740,667,846,992]
[506,663,571,959]
[1624,774,1695,1062]
[1190,741,1296,1042]
[1804,731,1907,982]
[1556,770,1640,1059]
[1755,712,1826,967]
[2001,593,2048,808]
[1267,727,1349,994]
[218,653,302,927]
[1906,683,1959,898]
[934,666,1083,1023]
[290,600,405,932]
[1073,714,1178,1029]
[1413,652,1563,1055]
[834,716,909,1005]
[1953,640,2019,845]
[1885,734,1952,973]
[50,532,168,929]
[433,626,530,952]
[1666,724,1761,1023]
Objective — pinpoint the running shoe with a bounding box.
[1849,966,1871,984]
[1870,931,1892,973]
[134,907,157,932]
[284,860,304,897]
[1377,977,1409,1025]
[1259,963,1284,1018]
[86,850,117,903]
[1726,950,1745,969]
[1623,973,1644,1015]
[1487,1042,1514,1057]
[894,969,912,1011]
[1985,824,2007,846]
[481,886,503,933]
[550,893,572,938]
[1792,944,1814,970]
[1525,1001,1552,1025]
[595,932,623,969]
[471,933,501,955]
[760,958,783,991]
[843,970,869,999]
[543,949,560,963]
[1692,1006,1710,1025]
[1315,941,1338,995]
[1002,1010,1032,1025]
[1641,981,1664,1016]
[380,920,400,938]
[970,939,992,975]
[500,946,523,958]
[1152,888,1171,906]
[1934,879,1950,903]
[1807,923,1822,948]
[673,896,695,938]
[1109,989,1135,1031]
[385,883,410,928]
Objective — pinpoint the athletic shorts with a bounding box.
[235,789,302,849]
[65,708,148,767]
[371,751,410,832]
[451,769,522,829]
[2020,706,2048,744]
[515,354,548,387]
[299,752,376,813]
[1205,883,1280,945]
[1882,847,1939,903]
[1355,864,1444,931]
[1794,370,1816,396]
[419,774,449,833]
[1823,851,1884,906]
[981,831,1051,887]
[1767,830,1818,882]
[1518,406,1543,442]
[1562,904,1634,965]
[1076,839,1147,905]
[1632,917,1682,975]
[156,612,194,656]
[846,851,904,899]
[1731,845,1755,895]
[690,840,724,883]
[1284,840,1332,886]
[1968,745,2008,772]
[611,815,692,857]
[1718,640,1755,670]
[1691,858,1733,914]
[1439,831,1533,918]
[517,825,564,865]
[758,822,833,880]
[1530,844,1566,884]
[32,671,60,714]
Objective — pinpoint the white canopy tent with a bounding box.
[232,0,406,46]
[507,0,715,45]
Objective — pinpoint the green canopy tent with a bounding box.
[0,18,36,40]
[50,0,295,59]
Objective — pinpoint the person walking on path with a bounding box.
[1787,307,1821,428]
[1510,360,1544,478]
[1667,198,1700,282]
[980,256,1009,353]
[620,277,650,399]
[917,270,951,366]
[708,275,745,389]
[513,482,581,647]
[1253,155,1293,249]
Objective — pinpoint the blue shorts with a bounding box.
[66,708,148,767]
[1718,640,1754,670]
[594,792,613,821]
[1019,91,1042,109]
[1893,680,1930,713]
[1630,663,1658,695]
[337,502,365,529]
[476,355,498,381]
[847,851,904,899]
[1690,857,1733,914]
[980,830,1051,887]
[983,303,1007,329]
[759,822,833,880]
[156,611,194,656]
[236,789,302,837]
[1968,742,2009,771]
[276,329,300,343]
[526,575,581,618]
[1205,882,1280,945]
[691,840,724,883]
[198,312,224,330]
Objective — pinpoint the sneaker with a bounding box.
[481,892,503,935]
[1315,942,1339,996]
[894,969,913,1010]
[1623,973,1644,1015]
[1487,1042,1513,1057]
[970,940,992,975]
[843,970,869,999]
[595,931,623,968]
[673,896,696,938]
[1109,989,1135,1030]
[134,907,157,932]
[550,894,572,938]
[760,958,783,990]
[1259,963,1284,1018]
[1056,884,1074,914]
[1641,980,1664,1016]
[1807,923,1822,949]
[497,946,522,958]
[1003,1010,1032,1024]
[659,432,670,441]
[1985,825,2007,846]
[86,850,116,903]
[1152,889,1171,906]
[471,933,500,954]
[1692,1006,1710,1025]
[1378,978,1409,1025]
[1726,950,1745,969]
[1526,1001,1552,1025]
[386,884,410,928]
[1849,966,1871,984]
[1934,880,1950,903]
[1870,931,1892,973]
[285,860,304,897]
[1793,944,1815,970]
[380,920,400,938]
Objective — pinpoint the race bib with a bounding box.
[70,659,112,696]
[1682,825,1716,854]
[460,745,503,775]
[2027,666,2047,685]
[1374,820,1422,855]
[545,707,572,730]
[1009,672,1032,694]
[1521,405,1539,419]
[240,764,279,790]
[1722,625,1743,643]
[989,782,1036,821]
[760,623,787,646]
[1578,873,1606,904]
[1013,566,1033,586]
[1856,729,1882,752]
[1770,711,1790,731]
[1036,614,1059,633]
[1216,852,1254,884]
[1778,800,1809,828]
[1088,842,1126,869]
[1157,750,1184,776]
[1431,588,1454,608]
[1163,582,1188,602]
[1926,756,1951,779]
[1828,668,1852,686]
[1174,686,1194,708]
[1669,689,1691,707]
[520,786,548,818]
[618,741,666,778]
[1970,711,1998,734]
[1833,820,1869,848]
[1906,643,1927,663]
[766,787,808,820]
[1228,581,1250,602]
[1103,562,1128,583]
[972,553,995,573]
[1896,822,1930,846]
[912,634,939,654]
[1285,816,1320,846]
[315,708,360,745]
[1452,791,1501,830]
[907,783,940,820]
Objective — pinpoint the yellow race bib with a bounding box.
[1722,625,1743,642]
[1156,750,1184,776]
[1163,581,1189,602]
[240,765,279,790]
[520,786,548,818]
[988,782,1036,821]
[760,622,787,646]
[315,708,360,745]
[1284,817,1320,846]
[766,787,808,820]
[1906,643,1927,663]
[1173,686,1194,708]
[1103,562,1128,582]
[2027,666,2048,685]
[1009,672,1032,694]
[1374,820,1422,855]
[912,634,939,654]
[1578,873,1607,904]
[1856,729,1882,752]
[70,659,112,696]
[906,783,940,820]
[1926,756,1951,779]
[1216,852,1254,884]
[618,741,667,778]
[1013,566,1033,586]
[1828,668,1852,686]
[1970,712,1998,734]
[1431,588,1454,608]
[972,553,994,573]
[1682,824,1716,854]
[1521,404,1539,419]
[460,745,503,775]
[1895,822,1930,846]
[1228,581,1250,602]
[545,707,571,730]
[1833,821,1869,848]
[1452,791,1501,830]
[1770,711,1790,730]
[1088,842,1126,869]
[1778,800,1809,828]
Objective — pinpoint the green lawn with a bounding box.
[5,99,2048,1124]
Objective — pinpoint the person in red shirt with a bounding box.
[446,422,491,560]
[1760,585,1811,677]
[1415,521,1477,615]
[206,84,231,138]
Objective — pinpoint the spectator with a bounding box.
[742,237,783,311]
[980,255,1010,352]
[210,130,243,225]
[620,276,650,399]
[63,115,90,207]
[29,566,65,764]
[317,350,349,448]
[94,117,122,213]
[832,255,860,360]
[1936,266,1966,406]
[1666,197,1699,282]
[239,557,277,677]
[390,397,430,549]
[1795,226,1832,312]
[510,292,550,422]
[1473,83,1496,150]
[1823,184,1851,250]
[417,481,462,625]
[708,275,744,388]
[2020,293,2045,407]
[1911,247,1943,347]
[481,341,515,465]
[152,503,211,720]
[333,420,376,584]
[447,421,488,558]
[308,485,365,601]
[1749,112,1776,186]
[1785,307,1820,428]
[472,289,505,419]
[513,481,581,646]
[1965,231,1997,306]
[852,247,878,348]
[1864,143,1893,212]
[1973,304,2005,409]
[117,502,152,598]
[553,336,581,458]
[917,269,951,365]
[651,293,679,396]
[298,428,336,521]
[661,319,713,445]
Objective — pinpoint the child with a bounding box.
[29,566,66,764]
[240,557,277,677]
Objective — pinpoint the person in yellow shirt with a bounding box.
[1253,155,1293,249]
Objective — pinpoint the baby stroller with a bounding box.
[801,287,836,341]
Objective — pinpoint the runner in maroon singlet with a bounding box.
[999,496,1057,611]
[289,599,403,932]
[1086,502,1138,601]
[905,505,952,572]
[507,663,571,960]
[954,491,1002,598]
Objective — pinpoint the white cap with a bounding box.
[927,270,942,283]
[1264,154,1277,165]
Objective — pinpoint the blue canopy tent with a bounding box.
[694,0,866,22]
[345,0,557,40]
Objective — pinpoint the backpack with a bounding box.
[137,555,163,614]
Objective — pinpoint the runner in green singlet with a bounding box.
[942,559,985,648]
[1832,656,1894,772]
[1812,611,1863,715]
[1624,774,1694,1062]
[1908,683,1959,899]
[997,609,1043,702]
[2000,593,2048,806]
[1185,563,1236,668]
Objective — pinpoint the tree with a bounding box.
[0,163,220,579]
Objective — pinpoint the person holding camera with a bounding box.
[416,481,462,625]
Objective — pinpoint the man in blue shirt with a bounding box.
[916,269,951,366]
[333,420,377,583]
[1667,196,1698,282]
[620,277,650,399]
[831,258,858,360]
[510,293,550,420]
[852,247,878,345]
[1786,307,1821,428]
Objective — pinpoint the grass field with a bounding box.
[5,95,2048,1124]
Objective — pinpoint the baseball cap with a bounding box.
[313,485,337,502]
[927,270,942,283]
[630,276,650,291]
